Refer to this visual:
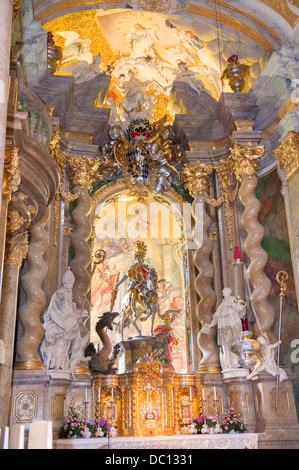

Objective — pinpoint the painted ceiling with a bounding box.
[38,0,299,123]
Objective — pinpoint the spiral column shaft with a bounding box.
[193,193,221,373]
[238,174,276,341]
[16,208,50,368]
[232,143,276,342]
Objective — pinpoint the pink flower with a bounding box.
[222,419,227,424]
[99,418,106,426]
[106,423,112,432]
[233,418,237,422]
[224,426,228,430]
[69,431,73,435]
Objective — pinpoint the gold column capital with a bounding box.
[273,130,299,180]
[5,231,29,267]
[230,142,265,180]
[68,154,100,190]
[182,161,214,197]
[3,148,21,201]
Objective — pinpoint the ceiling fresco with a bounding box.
[44,7,269,123]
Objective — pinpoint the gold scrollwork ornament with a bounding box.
[230,142,265,180]
[273,130,299,180]
[182,161,214,197]
[5,231,29,267]
[3,148,21,201]
[68,154,100,190]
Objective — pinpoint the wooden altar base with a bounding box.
[53,433,259,449]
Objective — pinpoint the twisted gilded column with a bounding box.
[68,155,99,373]
[15,208,50,369]
[183,161,221,374]
[231,143,276,342]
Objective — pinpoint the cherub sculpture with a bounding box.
[246,335,288,382]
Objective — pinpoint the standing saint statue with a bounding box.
[40,267,89,373]
[202,287,246,370]
[115,241,160,340]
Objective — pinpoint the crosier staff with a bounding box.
[275,270,288,410]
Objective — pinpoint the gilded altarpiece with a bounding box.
[93,347,203,437]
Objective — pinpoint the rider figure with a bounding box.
[115,241,159,339]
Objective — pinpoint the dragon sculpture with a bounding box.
[85,311,123,374]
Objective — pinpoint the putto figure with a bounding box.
[115,241,160,340]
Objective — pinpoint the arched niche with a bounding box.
[90,180,200,373]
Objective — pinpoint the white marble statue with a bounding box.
[202,287,246,370]
[60,55,105,84]
[116,70,154,123]
[174,61,207,95]
[40,267,89,374]
[246,335,288,382]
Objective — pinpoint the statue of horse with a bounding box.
[117,268,160,340]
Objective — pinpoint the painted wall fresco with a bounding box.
[257,169,299,415]
[43,9,266,122]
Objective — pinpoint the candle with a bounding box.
[202,387,205,401]
[190,386,192,403]
[111,387,114,402]
[85,388,88,403]
[214,386,217,401]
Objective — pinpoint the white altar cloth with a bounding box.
[53,433,259,449]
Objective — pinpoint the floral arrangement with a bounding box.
[220,404,247,433]
[191,416,218,432]
[95,418,113,437]
[59,406,95,438]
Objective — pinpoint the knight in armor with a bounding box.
[115,241,160,339]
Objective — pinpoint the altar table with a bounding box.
[53,433,259,449]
